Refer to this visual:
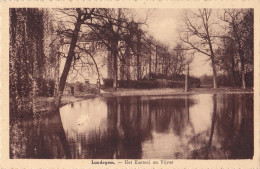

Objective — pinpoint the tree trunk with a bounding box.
[155,46,158,73]
[136,29,141,80]
[58,15,82,95]
[9,8,19,120]
[119,53,125,80]
[107,51,113,79]
[231,54,236,86]
[111,42,118,89]
[239,50,246,89]
[125,45,131,81]
[208,94,217,148]
[149,44,152,78]
[119,62,125,80]
[212,61,218,89]
[185,64,189,92]
[207,35,218,89]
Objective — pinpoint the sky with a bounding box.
[134,9,212,77]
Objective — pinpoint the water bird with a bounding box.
[77,114,89,125]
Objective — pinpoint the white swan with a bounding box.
[77,114,89,125]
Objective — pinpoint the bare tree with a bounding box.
[85,9,147,88]
[54,8,148,93]
[54,8,95,99]
[84,9,130,89]
[180,9,218,88]
[170,43,189,76]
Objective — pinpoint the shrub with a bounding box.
[171,74,185,81]
[103,78,113,88]
[118,80,158,88]
[156,79,168,88]
[189,77,201,88]
[167,81,185,88]
[245,71,253,87]
[47,79,55,96]
[87,87,99,94]
[200,75,213,86]
[77,83,84,92]
[103,77,200,89]
[216,72,253,87]
[37,78,55,96]
[217,74,231,86]
[134,80,158,88]
[118,80,131,88]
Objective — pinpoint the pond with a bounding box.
[12,94,253,159]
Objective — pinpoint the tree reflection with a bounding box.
[215,94,254,159]
[11,110,72,159]
[71,96,196,159]
[68,94,253,159]
[190,94,253,159]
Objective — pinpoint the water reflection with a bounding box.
[60,94,253,159]
[11,94,253,159]
[10,110,71,158]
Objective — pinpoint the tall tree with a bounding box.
[86,9,146,88]
[180,9,218,88]
[85,9,127,89]
[215,38,238,86]
[55,8,147,91]
[54,8,95,97]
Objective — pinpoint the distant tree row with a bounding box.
[53,8,191,93]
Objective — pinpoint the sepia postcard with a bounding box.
[0,0,259,168]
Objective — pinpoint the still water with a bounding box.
[13,94,253,159]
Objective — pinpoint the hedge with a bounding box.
[103,79,158,88]
[103,78,200,89]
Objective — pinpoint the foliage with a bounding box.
[102,78,114,88]
[200,75,213,86]
[37,78,55,97]
[217,72,253,87]
[9,8,47,119]
[200,72,253,87]
[77,83,84,92]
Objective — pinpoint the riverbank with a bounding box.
[34,87,253,113]
[35,94,96,113]
[101,87,253,97]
